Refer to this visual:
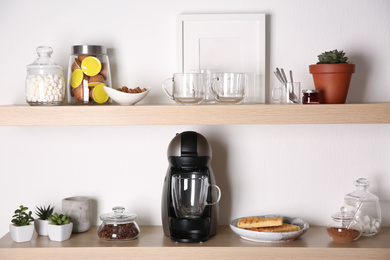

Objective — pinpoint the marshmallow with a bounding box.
[26,73,65,104]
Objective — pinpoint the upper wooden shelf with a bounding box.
[0,226,389,260]
[0,103,389,126]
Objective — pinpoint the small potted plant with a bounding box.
[9,205,35,243]
[47,213,73,242]
[34,205,54,236]
[309,49,355,104]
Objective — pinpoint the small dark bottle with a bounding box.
[302,89,320,104]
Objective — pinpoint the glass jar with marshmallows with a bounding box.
[25,46,65,105]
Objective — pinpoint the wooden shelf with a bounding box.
[0,103,389,126]
[0,226,389,259]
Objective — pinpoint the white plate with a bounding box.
[230,215,309,243]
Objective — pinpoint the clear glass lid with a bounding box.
[99,206,137,224]
[27,46,62,70]
[345,178,379,202]
[331,207,355,222]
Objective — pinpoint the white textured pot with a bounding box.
[47,222,73,242]
[9,223,34,243]
[34,219,50,236]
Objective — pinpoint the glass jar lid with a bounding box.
[27,46,62,70]
[99,206,137,224]
[72,45,107,55]
[345,177,379,202]
[331,207,355,222]
[302,89,319,94]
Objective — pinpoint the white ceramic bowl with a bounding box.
[103,87,150,105]
[230,215,309,243]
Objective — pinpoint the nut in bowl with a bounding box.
[103,86,150,105]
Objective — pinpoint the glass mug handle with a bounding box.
[271,86,282,102]
[210,77,219,99]
[206,184,221,206]
[161,78,174,99]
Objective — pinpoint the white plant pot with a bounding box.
[9,223,34,243]
[47,223,73,242]
[34,219,50,236]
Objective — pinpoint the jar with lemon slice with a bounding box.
[67,45,112,104]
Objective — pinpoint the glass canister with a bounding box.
[67,45,112,105]
[25,46,65,105]
[302,89,320,104]
[97,206,140,241]
[326,206,362,242]
[344,178,381,236]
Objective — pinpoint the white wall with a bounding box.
[0,0,389,237]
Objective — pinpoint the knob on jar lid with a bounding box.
[99,206,137,224]
[331,207,355,222]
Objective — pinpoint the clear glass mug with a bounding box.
[272,82,301,104]
[211,72,245,104]
[190,69,219,104]
[171,174,221,218]
[162,73,205,104]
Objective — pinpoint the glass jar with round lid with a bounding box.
[302,89,320,104]
[344,178,381,236]
[25,46,65,105]
[67,45,112,104]
[97,206,140,241]
[326,206,362,242]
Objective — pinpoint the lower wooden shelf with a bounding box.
[0,226,389,259]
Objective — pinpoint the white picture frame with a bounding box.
[177,14,266,103]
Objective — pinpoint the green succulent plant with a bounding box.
[35,205,55,220]
[48,213,71,225]
[317,49,349,64]
[11,205,34,226]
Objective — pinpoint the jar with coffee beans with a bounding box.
[98,206,140,241]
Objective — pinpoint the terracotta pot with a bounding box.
[309,64,355,104]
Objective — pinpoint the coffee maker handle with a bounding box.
[207,184,221,206]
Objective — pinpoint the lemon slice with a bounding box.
[70,69,84,88]
[92,83,109,104]
[81,57,101,76]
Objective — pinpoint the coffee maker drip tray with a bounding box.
[169,217,211,243]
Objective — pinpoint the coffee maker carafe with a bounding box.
[161,131,220,242]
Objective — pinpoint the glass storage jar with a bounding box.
[97,206,140,241]
[25,46,65,105]
[302,89,320,104]
[67,45,112,104]
[326,206,362,242]
[344,178,381,236]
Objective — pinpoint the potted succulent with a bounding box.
[34,205,54,236]
[9,205,35,243]
[309,49,355,104]
[47,213,73,242]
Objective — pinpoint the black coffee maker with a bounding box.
[161,131,219,243]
